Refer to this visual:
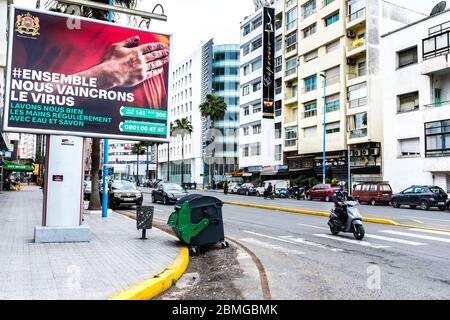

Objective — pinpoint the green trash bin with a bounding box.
[168,194,228,255]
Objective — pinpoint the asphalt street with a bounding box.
[126,190,450,300]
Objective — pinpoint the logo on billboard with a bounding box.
[16,13,40,36]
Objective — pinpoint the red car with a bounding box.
[306,184,339,202]
[352,182,393,206]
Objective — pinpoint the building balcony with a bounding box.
[284,140,298,152]
[346,39,366,58]
[423,100,450,124]
[346,8,366,30]
[347,73,366,86]
[421,53,450,75]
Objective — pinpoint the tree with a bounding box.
[172,118,193,186]
[56,0,139,210]
[131,143,146,185]
[199,94,228,186]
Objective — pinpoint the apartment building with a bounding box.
[282,0,424,183]
[382,8,450,193]
[239,0,286,180]
[157,40,240,186]
[18,134,37,161]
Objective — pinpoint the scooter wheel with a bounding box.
[330,226,340,236]
[353,225,365,241]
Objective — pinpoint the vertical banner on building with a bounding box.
[262,7,275,120]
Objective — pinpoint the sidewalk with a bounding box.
[0,186,182,300]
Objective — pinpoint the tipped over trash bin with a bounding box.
[168,194,229,255]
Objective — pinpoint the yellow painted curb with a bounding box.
[108,246,189,300]
[224,201,450,233]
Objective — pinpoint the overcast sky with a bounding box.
[15,0,439,64]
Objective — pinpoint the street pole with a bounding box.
[101,2,113,219]
[320,73,327,184]
[348,145,352,196]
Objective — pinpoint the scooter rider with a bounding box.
[265,182,274,199]
[332,191,348,224]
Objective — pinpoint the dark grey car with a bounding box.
[391,185,448,211]
[151,183,188,205]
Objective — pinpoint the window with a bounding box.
[243,64,251,76]
[253,81,262,92]
[242,144,249,157]
[275,145,282,161]
[252,59,262,71]
[302,0,316,19]
[243,44,250,56]
[286,32,297,53]
[304,75,317,92]
[348,82,367,108]
[285,126,298,147]
[250,142,261,156]
[285,56,298,76]
[286,7,298,31]
[326,122,341,134]
[253,124,261,134]
[252,17,262,30]
[243,127,249,136]
[303,23,317,38]
[398,92,419,113]
[275,56,283,73]
[325,11,339,27]
[275,122,282,139]
[326,40,340,53]
[252,37,262,51]
[399,138,420,157]
[348,0,365,22]
[326,94,340,112]
[348,113,368,138]
[425,120,450,157]
[358,61,366,76]
[304,50,318,62]
[253,103,262,113]
[325,65,340,85]
[304,126,317,137]
[244,106,250,116]
[398,46,418,68]
[275,78,282,95]
[243,24,251,36]
[303,101,317,118]
[276,36,283,52]
[243,85,250,96]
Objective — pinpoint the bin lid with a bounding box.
[175,194,223,209]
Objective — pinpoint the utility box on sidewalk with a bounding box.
[168,195,228,255]
[137,206,154,240]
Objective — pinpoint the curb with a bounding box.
[224,201,450,233]
[108,246,189,300]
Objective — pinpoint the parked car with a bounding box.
[352,182,393,206]
[447,199,450,212]
[391,185,448,211]
[83,180,91,201]
[151,183,189,205]
[108,181,143,208]
[306,184,342,202]
[236,183,258,196]
[229,182,241,194]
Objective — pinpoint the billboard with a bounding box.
[2,7,171,142]
[262,7,275,120]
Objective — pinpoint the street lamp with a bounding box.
[319,72,327,184]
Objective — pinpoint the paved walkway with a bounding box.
[0,186,180,300]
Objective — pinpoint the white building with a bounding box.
[157,40,213,185]
[239,0,285,179]
[382,7,450,193]
[18,134,36,161]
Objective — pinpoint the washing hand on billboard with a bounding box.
[78,36,169,90]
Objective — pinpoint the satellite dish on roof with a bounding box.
[430,1,447,16]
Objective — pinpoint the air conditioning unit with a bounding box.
[354,150,362,157]
[362,149,370,156]
[347,30,356,38]
[371,148,380,156]
[347,58,357,65]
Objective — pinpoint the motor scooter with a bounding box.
[328,200,365,240]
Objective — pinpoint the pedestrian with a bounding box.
[223,180,229,195]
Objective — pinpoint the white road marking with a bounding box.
[381,230,450,243]
[313,234,390,249]
[407,228,450,237]
[297,223,328,231]
[365,234,426,246]
[239,238,304,256]
[243,231,343,252]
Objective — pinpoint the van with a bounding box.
[256,180,290,197]
[352,182,393,206]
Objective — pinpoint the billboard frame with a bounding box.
[2,5,172,143]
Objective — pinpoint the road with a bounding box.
[124,190,450,299]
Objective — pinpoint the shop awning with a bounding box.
[1,160,35,172]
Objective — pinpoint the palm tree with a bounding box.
[199,94,228,186]
[55,0,139,210]
[131,143,146,185]
[172,118,193,186]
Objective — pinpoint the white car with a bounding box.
[229,183,241,194]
